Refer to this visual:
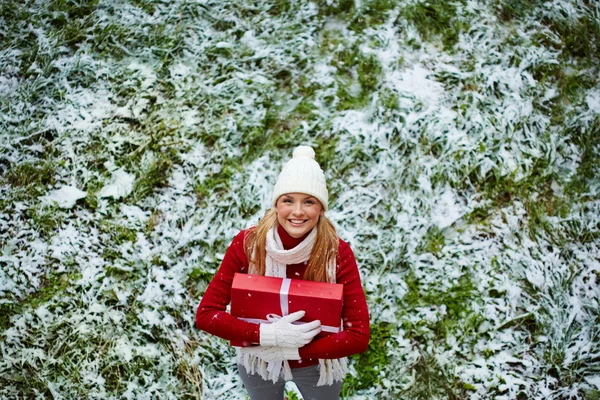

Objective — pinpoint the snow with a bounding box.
[240,30,264,50]
[0,76,19,97]
[387,65,446,108]
[98,167,135,200]
[112,337,134,362]
[41,185,87,209]
[120,204,150,224]
[430,186,466,229]
[585,375,600,390]
[586,89,600,113]
[45,88,116,135]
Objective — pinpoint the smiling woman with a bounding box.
[195,145,370,400]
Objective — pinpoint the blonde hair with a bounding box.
[245,209,339,283]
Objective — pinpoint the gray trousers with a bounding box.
[237,364,343,400]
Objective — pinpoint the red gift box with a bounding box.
[230,273,344,347]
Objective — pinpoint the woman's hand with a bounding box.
[259,310,321,348]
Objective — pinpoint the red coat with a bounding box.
[196,225,370,368]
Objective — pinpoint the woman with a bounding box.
[196,145,370,399]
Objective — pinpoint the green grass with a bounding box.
[417,226,446,258]
[0,270,79,334]
[82,174,106,211]
[495,0,542,21]
[1,0,97,71]
[194,159,242,203]
[341,322,395,398]
[333,49,384,112]
[315,0,355,16]
[535,310,591,394]
[5,161,56,189]
[0,302,19,334]
[313,135,340,176]
[331,42,384,111]
[349,0,396,32]
[131,149,176,203]
[315,0,395,32]
[196,130,336,207]
[266,0,293,16]
[90,22,138,59]
[530,60,597,117]
[564,120,600,201]
[463,206,493,226]
[402,348,470,400]
[378,88,400,112]
[48,0,99,49]
[285,389,301,400]
[27,204,67,240]
[3,161,59,202]
[399,0,468,51]
[1,299,193,398]
[357,54,382,95]
[402,270,480,343]
[542,5,600,64]
[143,209,163,236]
[25,0,185,63]
[100,221,139,264]
[498,0,599,65]
[585,389,600,400]
[100,221,138,245]
[149,25,187,73]
[131,0,156,15]
[457,117,599,245]
[48,0,98,19]
[462,158,559,227]
[186,267,217,299]
[337,50,381,111]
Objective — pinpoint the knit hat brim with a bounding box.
[272,179,328,210]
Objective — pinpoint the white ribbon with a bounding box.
[279,278,291,316]
[238,316,341,333]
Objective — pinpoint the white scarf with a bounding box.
[237,226,347,386]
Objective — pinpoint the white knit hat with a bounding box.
[272,145,328,210]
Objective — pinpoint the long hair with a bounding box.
[244,209,339,282]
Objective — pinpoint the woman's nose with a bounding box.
[291,202,303,214]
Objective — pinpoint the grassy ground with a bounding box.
[1,0,599,398]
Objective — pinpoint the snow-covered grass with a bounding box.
[1,0,599,398]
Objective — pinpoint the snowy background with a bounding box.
[1,0,599,398]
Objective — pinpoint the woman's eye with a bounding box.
[283,199,293,203]
[305,200,315,205]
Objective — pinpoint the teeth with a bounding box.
[290,220,305,224]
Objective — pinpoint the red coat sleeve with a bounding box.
[195,230,260,343]
[298,240,370,360]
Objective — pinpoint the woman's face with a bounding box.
[275,193,324,238]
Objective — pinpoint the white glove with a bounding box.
[239,345,301,363]
[259,310,321,348]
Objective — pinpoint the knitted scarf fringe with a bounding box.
[236,351,347,386]
[242,225,347,386]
